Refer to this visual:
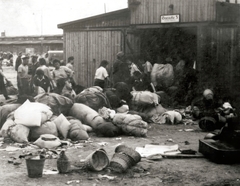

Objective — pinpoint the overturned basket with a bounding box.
[81,148,109,171]
[109,152,133,173]
[115,145,141,165]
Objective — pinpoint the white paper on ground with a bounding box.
[135,144,180,157]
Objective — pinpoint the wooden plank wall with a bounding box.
[130,0,216,24]
[125,32,141,58]
[197,25,239,95]
[65,31,122,87]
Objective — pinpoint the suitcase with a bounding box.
[199,139,240,164]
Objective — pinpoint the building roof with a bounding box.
[0,40,63,45]
[58,8,130,29]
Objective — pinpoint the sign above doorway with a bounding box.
[160,14,180,23]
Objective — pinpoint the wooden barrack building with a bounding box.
[58,0,240,97]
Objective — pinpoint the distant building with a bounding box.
[0,35,63,55]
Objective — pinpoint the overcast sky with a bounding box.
[0,0,128,36]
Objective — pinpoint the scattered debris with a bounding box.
[97,142,108,146]
[66,180,80,185]
[98,174,115,180]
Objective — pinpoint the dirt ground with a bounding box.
[1,67,240,186]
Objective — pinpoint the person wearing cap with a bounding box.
[17,55,31,95]
[0,57,10,100]
[32,69,50,95]
[28,54,39,77]
[112,51,130,85]
[52,59,74,88]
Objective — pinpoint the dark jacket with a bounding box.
[15,56,22,71]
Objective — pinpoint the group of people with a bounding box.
[94,51,200,107]
[94,51,153,93]
[0,51,76,100]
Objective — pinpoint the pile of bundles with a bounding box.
[0,99,90,146]
[0,84,182,145]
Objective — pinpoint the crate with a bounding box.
[199,139,240,164]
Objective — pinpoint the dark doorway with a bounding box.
[139,27,197,66]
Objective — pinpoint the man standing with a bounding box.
[112,51,130,85]
[66,56,76,89]
[15,52,22,71]
[17,55,31,95]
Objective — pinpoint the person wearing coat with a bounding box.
[112,52,130,85]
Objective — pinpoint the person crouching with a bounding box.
[32,69,50,95]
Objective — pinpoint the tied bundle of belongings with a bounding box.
[75,86,110,111]
[0,100,53,143]
[151,63,174,89]
[33,134,61,149]
[98,107,116,120]
[113,113,148,137]
[131,91,159,106]
[67,117,89,141]
[69,103,121,137]
[152,110,182,124]
[34,93,73,115]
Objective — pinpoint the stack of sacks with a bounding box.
[69,103,121,137]
[113,113,148,137]
[14,100,53,127]
[152,110,182,124]
[0,100,53,143]
[34,93,73,115]
[75,86,110,111]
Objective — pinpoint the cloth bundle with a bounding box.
[34,93,73,115]
[152,110,182,124]
[151,63,174,88]
[69,103,120,137]
[75,86,110,111]
[113,113,148,137]
[131,91,159,106]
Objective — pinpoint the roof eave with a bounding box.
[58,8,129,29]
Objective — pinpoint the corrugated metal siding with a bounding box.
[130,0,216,24]
[65,31,122,87]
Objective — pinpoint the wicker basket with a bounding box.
[84,148,109,171]
[115,145,141,165]
[109,153,132,173]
